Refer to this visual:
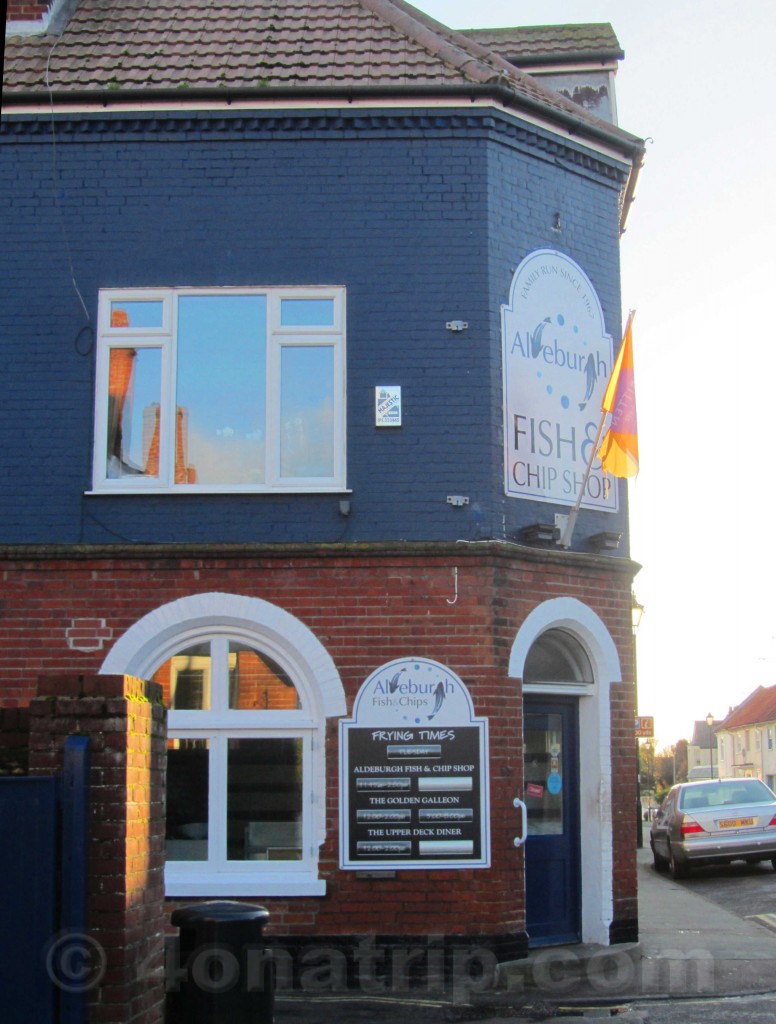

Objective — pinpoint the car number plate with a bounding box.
[718,816,754,829]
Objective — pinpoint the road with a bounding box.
[629,859,776,1022]
[636,994,776,1023]
[654,857,776,923]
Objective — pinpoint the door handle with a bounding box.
[513,797,528,847]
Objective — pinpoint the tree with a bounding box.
[639,741,656,793]
[651,740,689,797]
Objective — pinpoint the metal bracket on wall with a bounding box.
[445,320,468,332]
[446,496,469,507]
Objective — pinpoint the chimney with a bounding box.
[6,2,50,25]
[6,0,77,34]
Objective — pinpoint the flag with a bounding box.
[597,312,638,478]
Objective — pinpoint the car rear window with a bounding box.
[679,779,774,810]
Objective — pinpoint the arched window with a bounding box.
[523,629,594,685]
[101,593,344,897]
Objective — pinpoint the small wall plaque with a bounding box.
[375,386,402,427]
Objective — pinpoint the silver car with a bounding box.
[650,777,776,878]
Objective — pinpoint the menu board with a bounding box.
[339,658,489,870]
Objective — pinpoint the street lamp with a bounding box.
[631,595,644,631]
[706,712,715,778]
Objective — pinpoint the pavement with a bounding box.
[275,846,776,1022]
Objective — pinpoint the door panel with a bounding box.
[524,699,580,946]
[0,777,59,1023]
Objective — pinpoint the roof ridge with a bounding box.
[359,0,518,82]
[358,0,608,119]
[466,22,615,33]
[720,684,776,729]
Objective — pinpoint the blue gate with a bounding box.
[0,736,90,1024]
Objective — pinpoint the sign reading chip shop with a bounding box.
[339,657,490,871]
[502,249,617,511]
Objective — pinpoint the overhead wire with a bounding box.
[45,29,92,328]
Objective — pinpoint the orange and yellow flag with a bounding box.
[597,312,638,478]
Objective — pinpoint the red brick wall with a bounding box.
[0,543,637,947]
[28,674,167,1024]
[6,1,49,22]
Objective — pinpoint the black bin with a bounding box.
[171,901,274,1024]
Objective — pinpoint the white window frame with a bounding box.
[100,592,346,897]
[91,286,347,494]
[163,633,319,896]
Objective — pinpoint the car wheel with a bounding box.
[668,843,689,879]
[771,856,776,872]
[651,841,669,873]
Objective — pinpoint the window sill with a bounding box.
[165,868,327,898]
[85,487,352,496]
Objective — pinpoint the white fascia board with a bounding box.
[6,19,50,35]
[528,61,620,75]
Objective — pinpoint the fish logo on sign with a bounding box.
[427,681,446,721]
[388,669,406,693]
[579,353,598,410]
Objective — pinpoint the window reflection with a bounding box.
[228,738,303,861]
[228,643,301,711]
[154,643,211,710]
[176,295,267,486]
[280,298,334,327]
[166,738,209,861]
[106,348,161,479]
[110,301,164,329]
[524,629,593,684]
[280,346,334,477]
[525,714,564,836]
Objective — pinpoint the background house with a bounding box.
[716,686,776,789]
[1,1,645,1019]
[687,718,721,780]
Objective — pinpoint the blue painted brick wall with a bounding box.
[0,108,628,550]
[485,133,630,547]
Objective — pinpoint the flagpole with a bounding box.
[557,409,608,548]
[557,310,635,550]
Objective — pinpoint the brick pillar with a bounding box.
[30,674,167,1024]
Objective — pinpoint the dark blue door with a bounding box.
[524,698,580,946]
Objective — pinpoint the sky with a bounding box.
[412,0,776,749]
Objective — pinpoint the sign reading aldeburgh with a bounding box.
[502,249,617,511]
[339,657,490,870]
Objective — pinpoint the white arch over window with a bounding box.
[101,592,345,897]
[102,591,346,719]
[509,597,622,946]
